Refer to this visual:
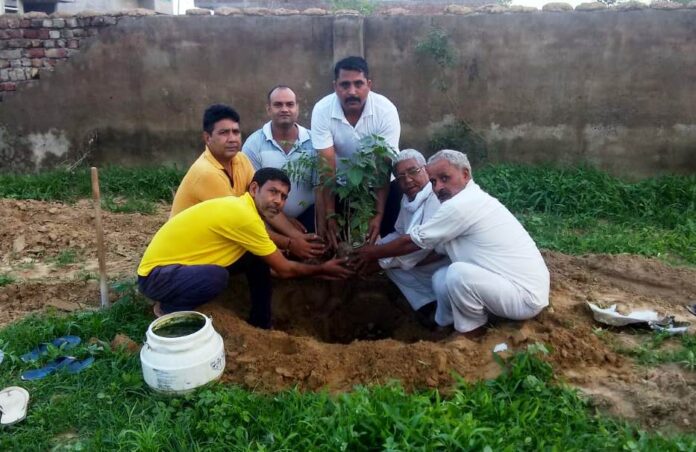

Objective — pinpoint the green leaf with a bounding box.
[347,167,364,186]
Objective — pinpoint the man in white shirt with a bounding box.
[355,150,549,336]
[376,149,448,325]
[243,86,325,260]
[311,56,401,249]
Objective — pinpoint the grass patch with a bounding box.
[0,273,15,287]
[476,165,695,264]
[0,164,694,262]
[0,166,183,214]
[616,332,696,371]
[50,249,79,267]
[0,287,694,450]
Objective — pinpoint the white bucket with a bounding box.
[140,311,225,394]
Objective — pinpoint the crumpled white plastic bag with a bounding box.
[587,302,660,326]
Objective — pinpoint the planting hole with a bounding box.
[228,276,444,344]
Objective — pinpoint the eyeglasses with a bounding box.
[395,166,425,181]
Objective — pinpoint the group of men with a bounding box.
[137,56,550,336]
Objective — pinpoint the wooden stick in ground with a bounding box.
[91,167,110,308]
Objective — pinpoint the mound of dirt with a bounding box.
[1,199,695,431]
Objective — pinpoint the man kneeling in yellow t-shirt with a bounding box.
[138,168,353,329]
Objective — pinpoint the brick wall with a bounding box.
[0,10,153,98]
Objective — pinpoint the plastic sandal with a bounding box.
[21,356,76,381]
[20,356,95,381]
[65,356,95,374]
[0,386,29,426]
[20,336,81,363]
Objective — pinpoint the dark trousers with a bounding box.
[295,203,316,233]
[137,252,272,329]
[381,179,403,237]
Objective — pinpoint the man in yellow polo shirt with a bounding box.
[170,104,254,217]
[138,168,353,329]
[170,103,326,261]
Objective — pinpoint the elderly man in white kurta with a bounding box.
[377,149,448,314]
[356,149,549,334]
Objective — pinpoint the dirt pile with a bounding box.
[1,199,695,430]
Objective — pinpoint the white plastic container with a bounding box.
[140,311,225,394]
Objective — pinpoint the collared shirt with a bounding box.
[310,91,400,176]
[170,146,254,217]
[242,122,316,218]
[410,181,550,308]
[138,193,277,277]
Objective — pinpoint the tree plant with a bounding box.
[284,134,397,253]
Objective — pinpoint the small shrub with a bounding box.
[428,120,488,167]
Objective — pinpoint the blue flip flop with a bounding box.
[65,356,94,374]
[20,356,94,381]
[20,336,81,363]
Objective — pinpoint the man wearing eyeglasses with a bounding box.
[355,150,549,338]
[374,149,449,328]
[311,56,401,249]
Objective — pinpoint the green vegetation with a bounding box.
[329,0,377,14]
[0,286,693,450]
[415,27,456,70]
[50,249,79,267]
[415,27,456,93]
[428,121,488,167]
[0,273,15,287]
[613,331,696,371]
[476,165,696,265]
[0,166,183,214]
[286,135,396,247]
[1,165,693,263]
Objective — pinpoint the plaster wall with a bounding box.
[0,10,695,176]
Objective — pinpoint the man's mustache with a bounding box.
[346,96,361,103]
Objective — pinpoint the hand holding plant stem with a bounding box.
[284,135,397,253]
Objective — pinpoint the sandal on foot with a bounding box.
[20,336,81,363]
[0,386,29,426]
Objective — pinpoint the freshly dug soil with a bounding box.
[1,199,695,430]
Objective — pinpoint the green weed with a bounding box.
[0,273,15,286]
[51,249,79,267]
[476,165,696,265]
[0,166,183,214]
[616,332,696,371]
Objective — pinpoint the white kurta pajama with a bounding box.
[409,181,549,332]
[377,184,449,310]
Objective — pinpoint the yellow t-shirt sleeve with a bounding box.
[213,214,277,257]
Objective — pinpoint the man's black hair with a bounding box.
[266,85,295,103]
[252,167,291,190]
[202,104,240,134]
[333,56,369,80]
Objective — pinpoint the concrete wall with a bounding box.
[1,6,695,176]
